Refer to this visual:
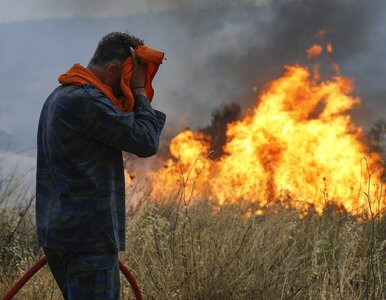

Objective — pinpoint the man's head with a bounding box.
[88,32,144,97]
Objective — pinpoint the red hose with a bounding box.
[2,256,47,300]
[119,261,144,300]
[2,256,143,300]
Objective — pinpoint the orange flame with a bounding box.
[307,44,323,59]
[326,43,333,53]
[148,49,385,218]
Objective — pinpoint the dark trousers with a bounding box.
[43,247,120,300]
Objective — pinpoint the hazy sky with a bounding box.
[0,0,268,23]
[0,0,385,182]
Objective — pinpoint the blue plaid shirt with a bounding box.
[36,84,165,252]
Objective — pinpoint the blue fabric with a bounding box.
[36,84,165,252]
[43,247,120,300]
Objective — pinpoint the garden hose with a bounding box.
[2,256,143,300]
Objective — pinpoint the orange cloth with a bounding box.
[58,45,164,112]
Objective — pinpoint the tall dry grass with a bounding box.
[0,167,385,299]
[0,167,39,299]
[120,200,385,299]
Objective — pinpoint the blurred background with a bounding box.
[0,0,385,184]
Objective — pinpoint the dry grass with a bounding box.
[0,171,385,299]
[120,200,385,300]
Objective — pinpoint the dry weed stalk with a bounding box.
[0,160,385,299]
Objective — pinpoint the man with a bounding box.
[36,32,166,299]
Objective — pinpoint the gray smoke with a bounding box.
[159,0,386,131]
[0,0,385,158]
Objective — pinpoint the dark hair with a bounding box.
[89,32,144,67]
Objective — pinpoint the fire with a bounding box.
[148,47,385,218]
[307,44,323,59]
[326,43,333,53]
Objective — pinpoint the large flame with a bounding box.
[148,44,385,218]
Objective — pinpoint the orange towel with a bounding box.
[58,45,164,112]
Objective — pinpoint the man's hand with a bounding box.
[130,47,147,97]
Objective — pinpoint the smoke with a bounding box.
[157,0,386,135]
[0,0,269,23]
[0,0,385,157]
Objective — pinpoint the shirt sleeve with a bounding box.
[83,95,166,157]
[54,86,166,157]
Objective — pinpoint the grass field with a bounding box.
[0,170,385,299]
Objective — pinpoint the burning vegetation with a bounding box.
[1,39,385,300]
[145,41,385,219]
